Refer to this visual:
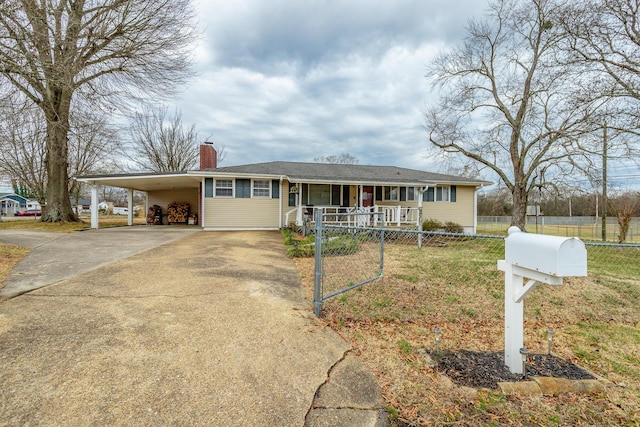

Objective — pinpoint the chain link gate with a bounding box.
[313,210,385,316]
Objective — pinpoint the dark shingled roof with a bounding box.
[202,161,490,186]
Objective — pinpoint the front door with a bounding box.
[362,186,374,208]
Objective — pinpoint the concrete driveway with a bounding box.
[0,229,386,426]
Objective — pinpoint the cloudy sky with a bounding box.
[168,0,488,171]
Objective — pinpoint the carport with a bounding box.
[77,172,203,229]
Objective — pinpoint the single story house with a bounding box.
[70,198,91,214]
[76,145,490,233]
[26,199,41,211]
[0,193,28,216]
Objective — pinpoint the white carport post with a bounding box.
[127,188,134,226]
[90,184,99,229]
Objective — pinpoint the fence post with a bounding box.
[380,213,385,277]
[313,210,323,317]
[418,207,423,249]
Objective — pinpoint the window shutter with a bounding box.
[400,187,406,202]
[423,187,435,202]
[375,186,382,201]
[236,179,250,198]
[272,180,279,199]
[451,186,457,202]
[205,178,213,197]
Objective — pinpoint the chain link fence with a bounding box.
[312,219,640,316]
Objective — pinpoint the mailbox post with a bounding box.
[498,227,587,374]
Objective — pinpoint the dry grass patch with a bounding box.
[0,244,30,290]
[0,216,146,232]
[293,238,640,426]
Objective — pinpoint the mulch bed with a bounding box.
[430,350,596,389]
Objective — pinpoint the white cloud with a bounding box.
[169,0,488,171]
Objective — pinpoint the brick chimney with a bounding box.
[200,143,217,170]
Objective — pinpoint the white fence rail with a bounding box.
[285,205,420,228]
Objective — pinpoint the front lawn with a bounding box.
[291,236,640,425]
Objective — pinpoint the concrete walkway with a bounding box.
[0,229,388,426]
[0,227,198,299]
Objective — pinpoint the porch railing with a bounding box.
[284,205,420,227]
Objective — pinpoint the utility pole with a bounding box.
[602,123,608,242]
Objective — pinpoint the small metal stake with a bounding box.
[546,329,554,355]
[519,348,529,377]
[434,327,441,354]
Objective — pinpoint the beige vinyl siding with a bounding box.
[422,186,475,227]
[204,198,280,229]
[148,189,199,218]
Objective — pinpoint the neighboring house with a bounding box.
[70,198,90,214]
[26,200,42,211]
[0,193,28,216]
[76,145,491,232]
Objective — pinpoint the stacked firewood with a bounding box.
[147,205,162,225]
[167,202,189,224]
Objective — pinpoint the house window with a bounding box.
[383,186,399,201]
[424,186,457,202]
[252,180,270,198]
[436,186,449,202]
[406,187,418,201]
[308,184,331,205]
[215,179,233,197]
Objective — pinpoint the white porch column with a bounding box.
[358,185,363,207]
[90,184,99,229]
[127,188,134,226]
[296,184,303,226]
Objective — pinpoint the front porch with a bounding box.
[284,205,421,228]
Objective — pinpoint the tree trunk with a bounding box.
[41,92,77,223]
[511,183,528,231]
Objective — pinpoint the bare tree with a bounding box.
[123,106,224,172]
[0,96,47,204]
[426,0,598,229]
[0,0,197,222]
[67,103,120,207]
[0,94,119,206]
[313,153,359,164]
[609,192,640,243]
[564,0,640,102]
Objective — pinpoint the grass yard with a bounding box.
[292,236,640,426]
[0,215,146,232]
[0,244,30,290]
[477,221,640,243]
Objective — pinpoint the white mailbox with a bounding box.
[505,229,587,278]
[498,227,587,374]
